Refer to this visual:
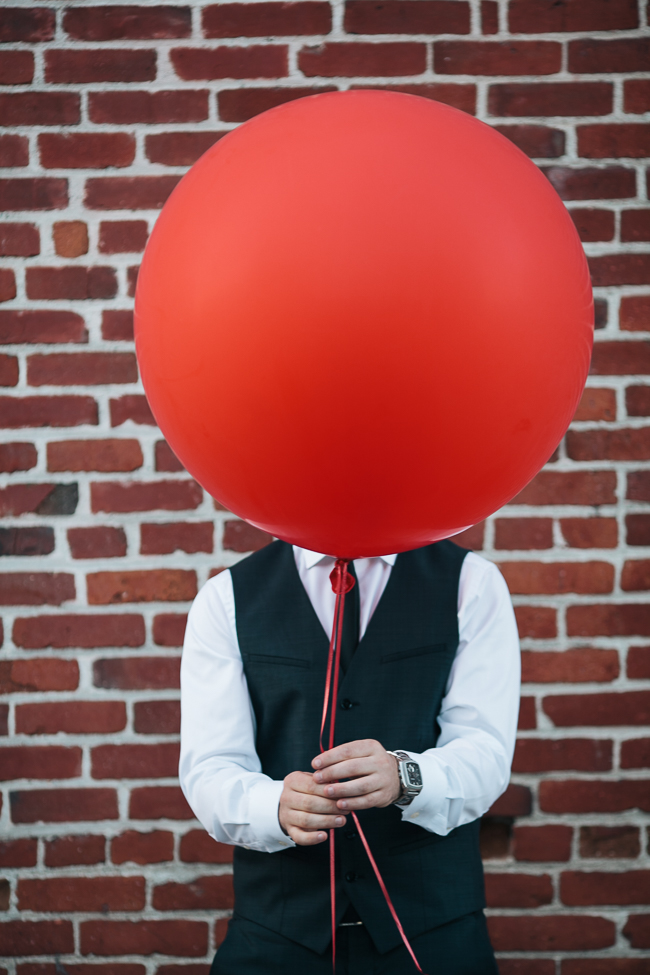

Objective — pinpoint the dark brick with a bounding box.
[543,167,636,201]
[85,176,182,211]
[0,224,39,257]
[145,132,227,167]
[589,255,650,287]
[0,134,28,167]
[344,1,470,34]
[435,41,561,76]
[0,920,73,956]
[204,2,331,36]
[44,834,105,867]
[93,658,180,691]
[0,310,86,345]
[68,527,127,560]
[489,83,612,118]
[45,49,157,83]
[509,0,639,32]
[152,614,187,647]
[494,124,565,158]
[218,86,336,122]
[133,701,180,735]
[580,826,640,859]
[110,395,155,427]
[622,211,650,243]
[569,38,650,74]
[26,267,117,301]
[102,311,134,341]
[10,788,118,824]
[299,42,426,77]
[570,208,615,243]
[89,91,208,125]
[0,527,54,557]
[0,8,55,42]
[0,178,68,211]
[0,93,80,126]
[171,46,287,80]
[63,6,191,40]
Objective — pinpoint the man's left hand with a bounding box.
[311,739,402,810]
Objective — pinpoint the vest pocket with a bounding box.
[380,643,446,664]
[244,652,311,668]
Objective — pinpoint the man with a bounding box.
[180,538,520,974]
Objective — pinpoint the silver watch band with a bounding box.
[387,750,422,807]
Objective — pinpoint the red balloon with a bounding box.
[135,90,592,558]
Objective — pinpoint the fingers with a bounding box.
[290,791,341,815]
[286,827,329,846]
[313,739,381,771]
[322,773,382,799]
[314,756,380,784]
[336,790,388,811]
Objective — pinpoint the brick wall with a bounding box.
[1,0,649,971]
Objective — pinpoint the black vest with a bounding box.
[230,540,486,954]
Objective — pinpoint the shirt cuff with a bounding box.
[247,777,296,853]
[395,750,452,836]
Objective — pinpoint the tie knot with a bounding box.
[330,559,356,595]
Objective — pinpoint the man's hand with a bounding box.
[278,770,347,846]
[311,739,402,810]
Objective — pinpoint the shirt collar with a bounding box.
[296,547,397,569]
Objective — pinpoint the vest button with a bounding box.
[345,830,356,840]
[341,699,353,710]
[345,872,357,883]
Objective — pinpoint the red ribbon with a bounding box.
[319,559,426,975]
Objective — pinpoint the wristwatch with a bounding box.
[387,750,423,807]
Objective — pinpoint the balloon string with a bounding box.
[322,560,426,975]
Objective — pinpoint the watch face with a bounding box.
[405,762,422,787]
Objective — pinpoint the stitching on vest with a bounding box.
[380,643,447,663]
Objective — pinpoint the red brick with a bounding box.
[218,86,336,122]
[39,133,135,170]
[127,265,139,298]
[485,873,552,908]
[568,427,650,460]
[513,825,572,862]
[513,738,612,773]
[0,443,36,472]
[0,134,28,167]
[52,221,88,258]
[18,877,145,913]
[89,90,207,126]
[590,255,650,288]
[87,569,197,605]
[489,83,612,118]
[0,355,17,386]
[179,831,233,863]
[45,49,156,83]
[129,786,193,820]
[570,37,650,74]
[102,311,134,342]
[0,7,55,42]
[133,701,180,735]
[112,831,174,865]
[0,270,16,304]
[518,697,536,730]
[512,471,616,506]
[580,826,640,860]
[541,779,650,814]
[487,784,532,817]
[145,131,227,167]
[0,526,54,557]
[171,45,287,81]
[0,704,8,734]
[481,1,498,33]
[560,518,617,549]
[0,658,79,693]
[153,614,187,647]
[0,573,75,606]
[205,2,330,36]
[153,875,233,911]
[625,79,650,115]
[223,520,272,552]
[44,834,105,867]
[0,93,79,127]
[13,614,144,649]
[91,742,179,779]
[0,483,76,516]
[562,871,650,906]
[570,208,615,243]
[68,527,127,560]
[18,966,145,975]
[85,176,183,211]
[435,41,561,76]
[622,210,650,244]
[621,739,650,769]
[80,919,207,957]
[92,481,202,514]
[17,701,126,736]
[489,914,615,952]
[344,0,470,33]
[64,6,191,40]
[141,523,213,555]
[544,167,636,202]
[0,746,81,781]
[99,222,148,255]
[509,0,638,32]
[627,475,650,503]
[628,647,650,679]
[494,124,565,158]
[522,648,619,684]
[494,518,552,550]
[299,42,425,77]
[544,692,650,727]
[110,395,155,427]
[515,606,557,639]
[49,440,142,474]
[563,961,650,975]
[578,124,650,160]
[30,353,136,388]
[157,967,210,975]
[93,658,180,691]
[453,521,484,550]
[26,268,117,302]
[0,920,73,956]
[623,560,650,590]
[623,914,650,949]
[352,82,477,114]
[499,561,613,595]
[11,788,118,824]
[0,838,37,868]
[0,51,34,85]
[0,310,86,344]
[568,604,650,637]
[155,441,184,472]
[0,178,67,211]
[215,920,229,948]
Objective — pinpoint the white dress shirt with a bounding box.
[179,547,520,853]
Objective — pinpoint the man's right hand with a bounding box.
[278,770,347,846]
